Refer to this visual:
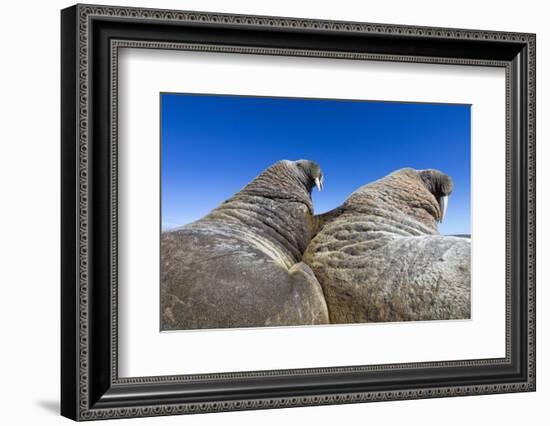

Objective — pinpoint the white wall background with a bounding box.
[0,0,546,424]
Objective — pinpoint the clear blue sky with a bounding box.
[161,93,471,235]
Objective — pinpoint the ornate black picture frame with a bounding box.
[61,3,536,421]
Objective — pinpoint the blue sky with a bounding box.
[161,93,471,235]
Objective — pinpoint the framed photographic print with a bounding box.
[61,3,536,421]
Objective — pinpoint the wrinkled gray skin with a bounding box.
[303,168,471,323]
[161,160,329,330]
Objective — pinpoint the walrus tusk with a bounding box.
[315,177,323,191]
[438,195,448,223]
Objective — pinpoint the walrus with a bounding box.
[303,168,471,323]
[161,160,329,330]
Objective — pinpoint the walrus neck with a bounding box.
[239,161,313,212]
[347,173,440,234]
[205,162,315,263]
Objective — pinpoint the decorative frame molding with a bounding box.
[61,4,535,421]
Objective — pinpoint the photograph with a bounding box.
[58,3,536,420]
[160,93,472,331]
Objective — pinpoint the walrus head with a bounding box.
[335,168,453,233]
[419,169,453,223]
[294,159,324,192]
[224,159,324,217]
